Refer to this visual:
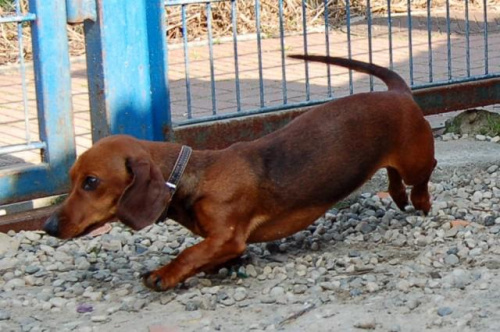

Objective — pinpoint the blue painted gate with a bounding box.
[0,0,172,206]
[0,0,75,205]
[74,0,170,142]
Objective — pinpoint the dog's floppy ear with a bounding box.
[116,157,170,230]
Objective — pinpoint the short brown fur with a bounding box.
[45,56,436,291]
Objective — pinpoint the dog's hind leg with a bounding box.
[387,167,409,210]
[410,180,432,214]
[397,155,436,215]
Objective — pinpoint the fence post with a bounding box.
[84,0,170,142]
[29,0,75,176]
[146,0,172,141]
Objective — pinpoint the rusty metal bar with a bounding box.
[167,108,306,150]
[414,78,500,115]
[0,205,58,233]
[169,78,500,149]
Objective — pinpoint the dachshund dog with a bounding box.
[44,55,436,291]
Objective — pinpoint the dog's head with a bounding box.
[44,135,172,239]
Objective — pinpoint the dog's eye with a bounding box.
[82,176,100,191]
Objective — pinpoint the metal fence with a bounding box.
[0,1,39,161]
[165,0,500,127]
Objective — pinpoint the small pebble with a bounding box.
[437,307,453,317]
[91,315,109,323]
[353,318,376,330]
[76,303,94,314]
[233,287,248,301]
[444,254,459,265]
[476,134,486,141]
[0,310,11,321]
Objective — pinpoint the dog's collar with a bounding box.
[166,145,192,195]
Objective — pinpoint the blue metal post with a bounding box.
[346,0,353,94]
[465,0,471,77]
[146,0,171,140]
[255,0,265,108]
[445,0,452,80]
[15,0,31,144]
[367,0,373,91]
[387,0,393,69]
[231,0,242,112]
[324,0,332,97]
[84,0,169,142]
[206,3,218,115]
[278,0,288,104]
[427,0,433,82]
[181,4,193,120]
[301,0,310,100]
[31,0,74,165]
[483,0,489,75]
[407,0,414,86]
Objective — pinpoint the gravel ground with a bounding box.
[1,137,500,332]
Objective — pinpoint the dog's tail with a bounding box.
[288,54,411,94]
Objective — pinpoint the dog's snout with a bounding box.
[44,214,60,237]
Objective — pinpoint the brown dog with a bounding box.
[44,55,436,291]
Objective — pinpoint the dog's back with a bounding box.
[242,55,435,224]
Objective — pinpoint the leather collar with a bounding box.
[166,145,192,196]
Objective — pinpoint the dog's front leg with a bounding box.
[142,236,247,291]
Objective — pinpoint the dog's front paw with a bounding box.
[142,270,172,292]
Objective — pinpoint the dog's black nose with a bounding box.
[44,214,60,237]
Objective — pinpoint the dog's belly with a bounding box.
[245,153,388,243]
[247,204,331,243]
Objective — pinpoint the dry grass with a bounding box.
[0,1,86,66]
[0,0,495,66]
[165,0,367,42]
